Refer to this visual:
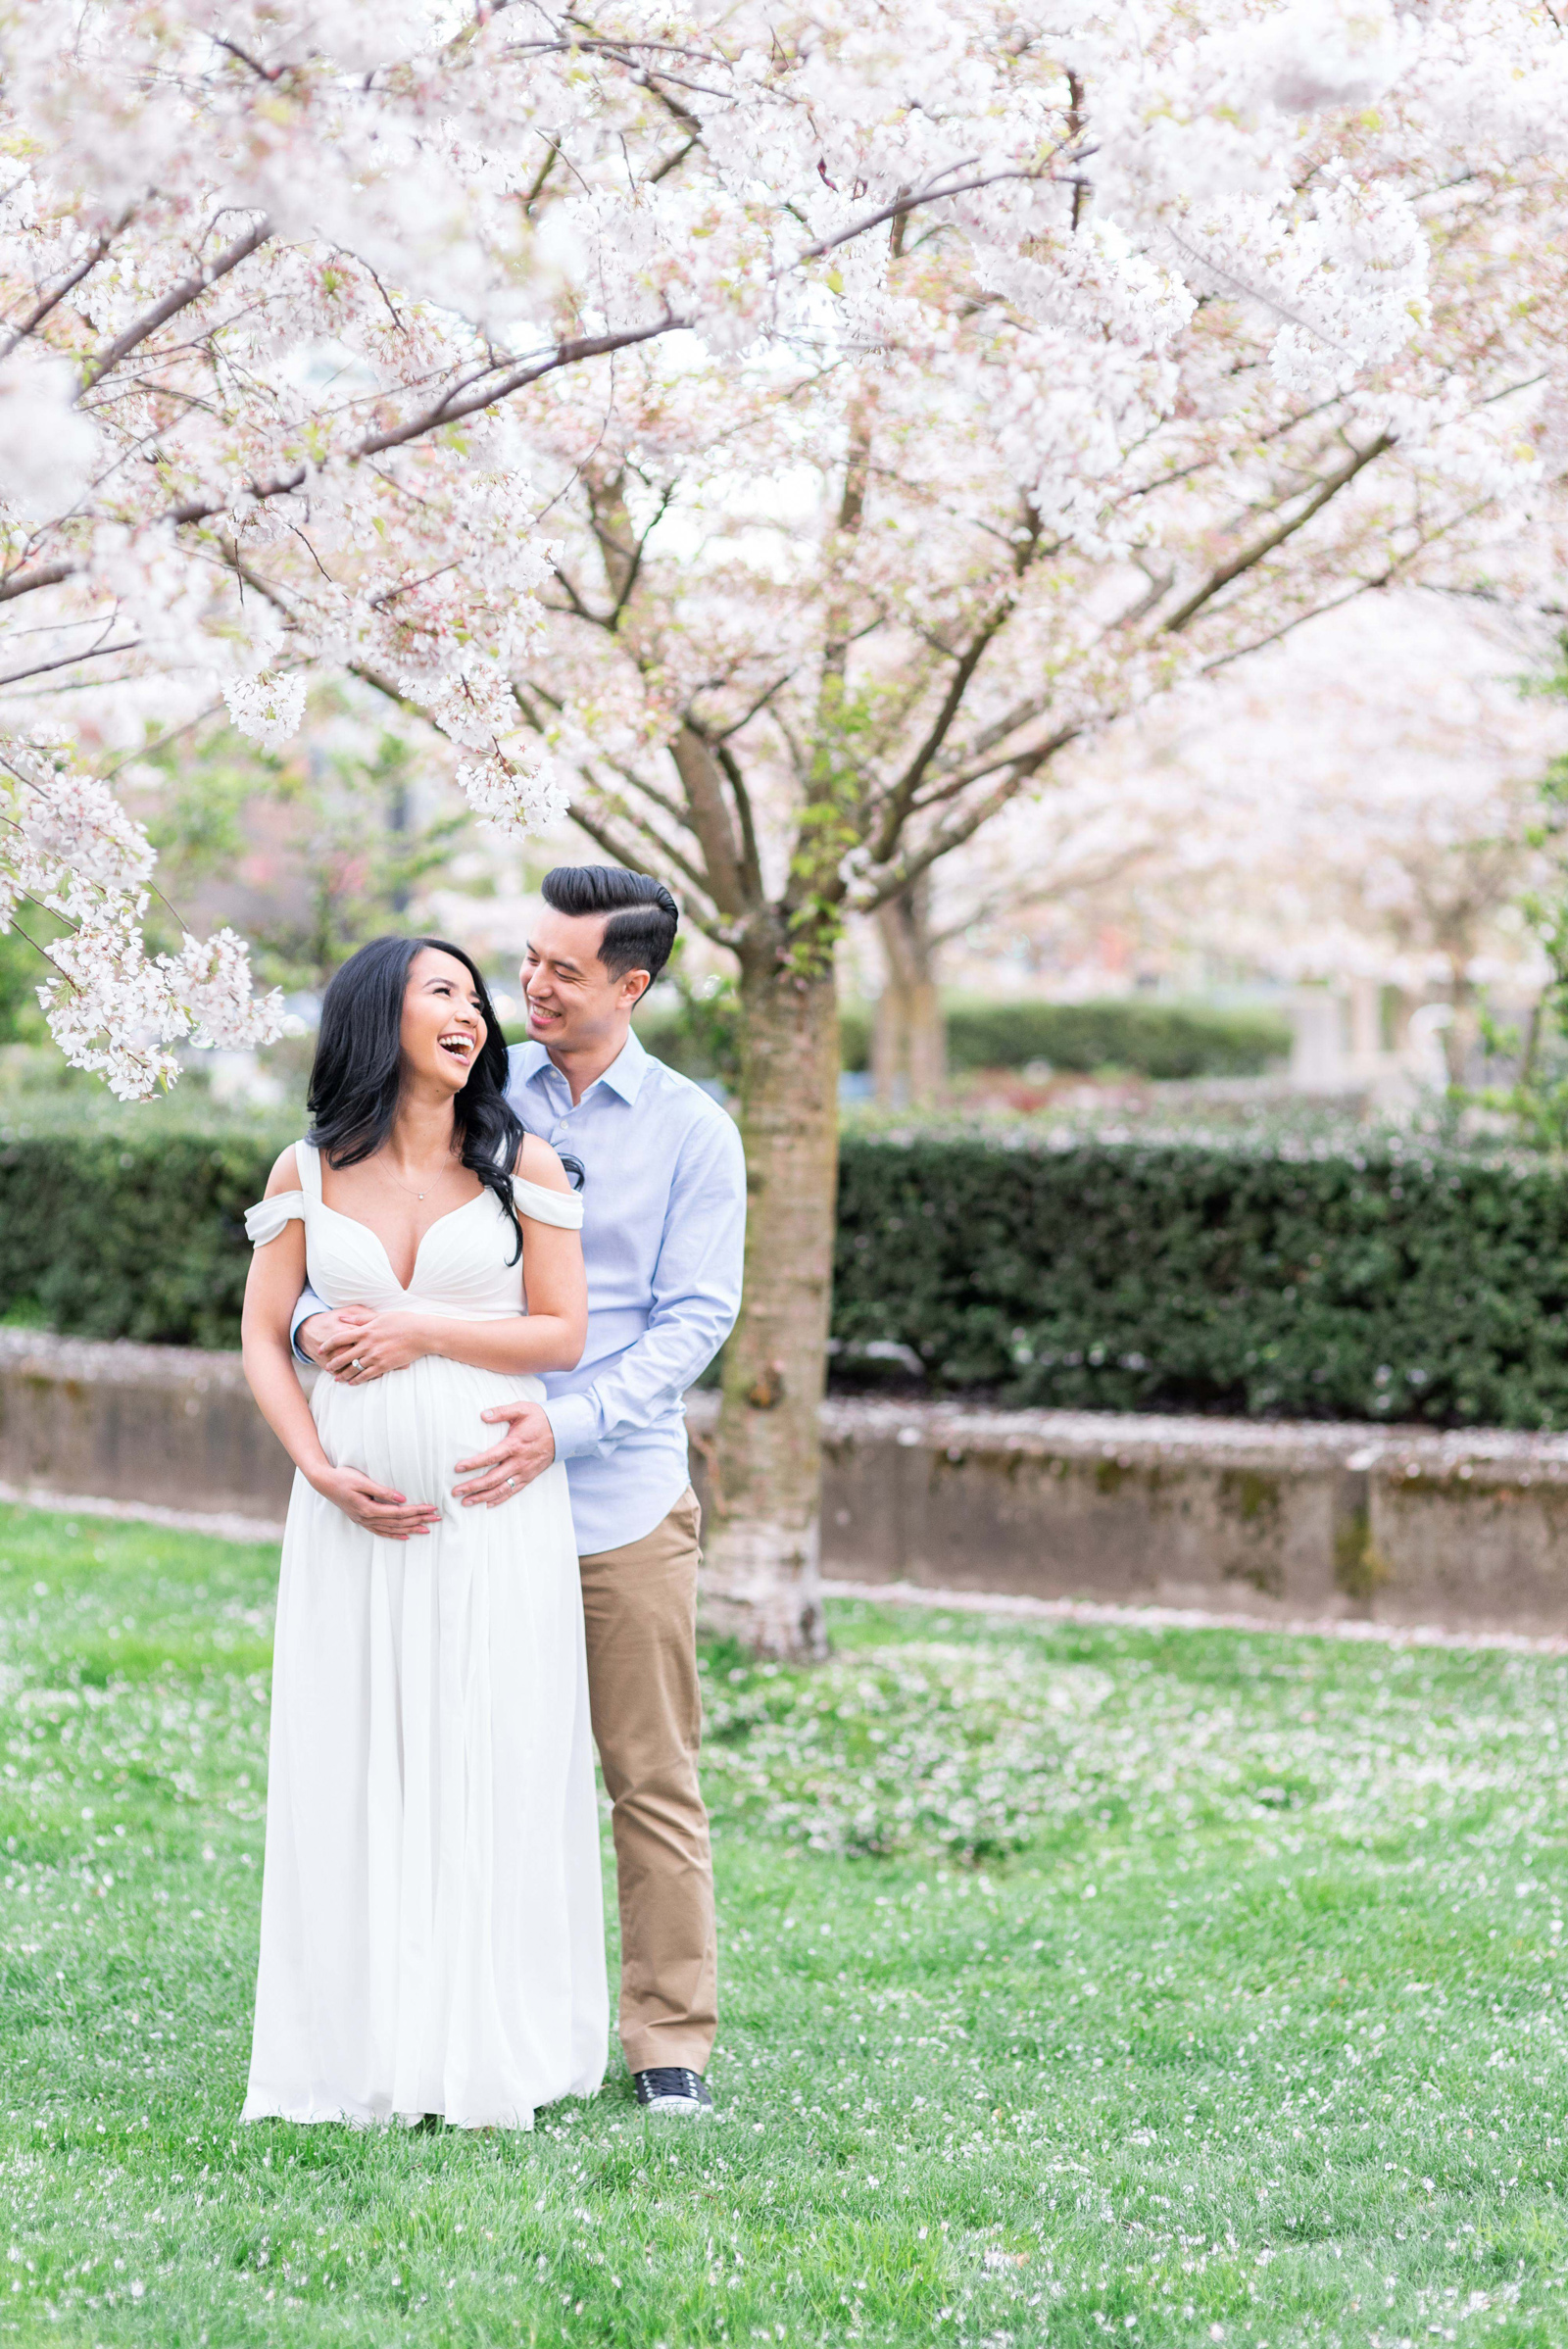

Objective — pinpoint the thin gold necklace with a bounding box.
[377,1153,459,1205]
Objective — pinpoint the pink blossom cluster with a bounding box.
[0,739,283,1096]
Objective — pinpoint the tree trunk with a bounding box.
[1444,969,1476,1089]
[703,952,839,1660]
[872,877,945,1108]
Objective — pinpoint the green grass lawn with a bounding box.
[3,1506,1568,2347]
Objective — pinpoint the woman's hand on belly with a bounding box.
[319,1311,431,1385]
[308,1461,441,1541]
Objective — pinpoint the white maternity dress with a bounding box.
[241,1140,607,2129]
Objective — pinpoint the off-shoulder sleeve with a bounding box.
[244,1193,306,1248]
[511,1175,584,1230]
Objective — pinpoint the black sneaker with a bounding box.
[633,2066,713,2118]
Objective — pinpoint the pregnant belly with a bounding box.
[311,1358,546,1507]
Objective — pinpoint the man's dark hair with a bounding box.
[541,865,679,988]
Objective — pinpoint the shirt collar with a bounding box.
[513,1027,649,1105]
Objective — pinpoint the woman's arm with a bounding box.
[321,1136,588,1385]
[423,1131,587,1372]
[240,1149,440,1542]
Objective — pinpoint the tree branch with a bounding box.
[0,635,140,689]
[1197,491,1496,678]
[0,314,694,616]
[509,681,718,902]
[926,687,1054,782]
[159,316,684,533]
[581,779,715,898]
[607,481,673,624]
[710,736,764,902]
[0,918,69,982]
[79,217,272,389]
[0,560,76,607]
[866,592,1017,864]
[0,227,120,365]
[669,723,748,916]
[1106,389,1347,514]
[928,838,1150,949]
[795,156,1073,265]
[710,664,798,744]
[567,794,730,940]
[648,134,699,185]
[861,723,1083,907]
[564,756,716,898]
[589,752,694,836]
[582,468,640,606]
[545,563,605,625]
[1158,431,1395,635]
[355,317,683,459]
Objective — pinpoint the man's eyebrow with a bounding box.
[523,938,584,976]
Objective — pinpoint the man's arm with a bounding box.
[545,1111,746,1462]
[453,1110,746,1507]
[291,1286,327,1365]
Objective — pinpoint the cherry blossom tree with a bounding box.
[1099,592,1568,1082]
[489,8,1568,1652]
[2,0,1144,1091]
[5,0,1568,1649]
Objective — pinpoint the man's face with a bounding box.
[521,905,649,1053]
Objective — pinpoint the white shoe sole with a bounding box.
[638,2095,713,2118]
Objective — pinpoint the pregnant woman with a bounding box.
[239,934,607,2129]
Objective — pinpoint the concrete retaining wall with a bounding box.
[5,1332,1568,1635]
[0,1330,308,1523]
[710,1396,1568,1636]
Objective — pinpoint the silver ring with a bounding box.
[350,1357,366,1373]
[506,1476,516,1490]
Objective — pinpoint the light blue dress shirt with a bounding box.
[292,1027,746,1556]
[506,1031,746,1554]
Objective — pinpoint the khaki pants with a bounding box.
[578,1487,716,2076]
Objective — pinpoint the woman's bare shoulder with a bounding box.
[264,1145,302,1198]
[514,1132,571,1193]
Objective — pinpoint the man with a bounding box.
[294,867,747,2119]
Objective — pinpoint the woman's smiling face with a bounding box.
[400,947,487,1095]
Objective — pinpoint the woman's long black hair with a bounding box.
[307,934,528,1261]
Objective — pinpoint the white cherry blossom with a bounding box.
[223,673,309,754]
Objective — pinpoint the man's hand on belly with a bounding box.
[454,1399,557,1508]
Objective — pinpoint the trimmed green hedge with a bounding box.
[630,996,1291,1082]
[5,1120,1566,1431]
[938,999,1292,1079]
[833,1134,1568,1428]
[0,1124,288,1350]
